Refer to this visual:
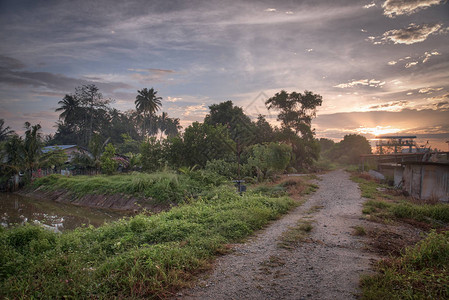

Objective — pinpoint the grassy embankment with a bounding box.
[0,172,310,299]
[351,173,449,299]
[30,171,226,204]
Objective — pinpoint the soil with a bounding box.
[175,169,379,300]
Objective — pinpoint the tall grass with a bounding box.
[0,185,294,299]
[361,231,449,299]
[32,171,226,204]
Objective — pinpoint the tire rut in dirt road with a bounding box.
[176,169,377,300]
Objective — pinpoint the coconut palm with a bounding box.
[165,117,182,138]
[0,119,14,142]
[135,88,162,138]
[55,94,81,125]
[23,122,43,179]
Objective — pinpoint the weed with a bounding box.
[278,219,313,249]
[361,231,449,299]
[352,226,366,236]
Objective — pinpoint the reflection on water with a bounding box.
[0,193,130,232]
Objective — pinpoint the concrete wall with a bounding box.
[403,164,449,202]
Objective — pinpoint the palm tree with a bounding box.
[165,117,182,138]
[135,88,162,139]
[55,94,80,125]
[158,112,169,139]
[0,119,14,142]
[23,122,42,180]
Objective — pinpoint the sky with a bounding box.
[1,0,448,150]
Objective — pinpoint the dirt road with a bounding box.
[177,169,377,300]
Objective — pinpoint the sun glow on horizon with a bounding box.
[355,126,402,137]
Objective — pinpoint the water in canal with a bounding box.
[0,193,130,232]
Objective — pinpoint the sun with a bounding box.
[356,126,402,137]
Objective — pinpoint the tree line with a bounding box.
[0,84,372,187]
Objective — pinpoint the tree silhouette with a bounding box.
[0,119,14,142]
[135,88,162,139]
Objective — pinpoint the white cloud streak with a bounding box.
[382,0,444,18]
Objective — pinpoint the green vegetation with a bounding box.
[0,185,294,299]
[32,171,226,204]
[318,135,372,169]
[361,230,449,299]
[278,219,313,249]
[352,225,366,236]
[353,174,449,226]
[352,172,449,298]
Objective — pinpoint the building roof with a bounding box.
[42,145,78,153]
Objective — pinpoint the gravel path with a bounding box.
[176,169,377,300]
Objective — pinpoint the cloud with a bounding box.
[418,87,443,93]
[166,96,182,102]
[370,23,445,45]
[388,60,397,65]
[382,0,444,18]
[264,8,277,12]
[364,2,377,8]
[127,68,176,84]
[0,55,131,94]
[368,100,409,110]
[422,50,441,63]
[334,79,385,88]
[405,61,418,68]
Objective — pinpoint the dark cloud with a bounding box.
[0,55,25,69]
[382,0,444,18]
[0,55,131,94]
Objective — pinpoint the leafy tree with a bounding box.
[1,134,24,180]
[266,90,322,138]
[253,115,274,144]
[318,138,335,153]
[204,101,256,144]
[247,143,292,181]
[0,119,14,142]
[140,137,165,172]
[135,88,162,138]
[181,122,235,168]
[100,143,118,175]
[265,90,323,169]
[116,133,140,154]
[75,84,112,144]
[330,134,372,164]
[40,147,68,169]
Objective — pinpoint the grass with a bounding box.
[352,225,366,236]
[361,230,449,299]
[278,219,313,249]
[31,171,226,204]
[0,184,295,299]
[351,172,449,298]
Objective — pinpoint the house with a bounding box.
[41,145,92,163]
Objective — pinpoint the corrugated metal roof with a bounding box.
[42,145,77,153]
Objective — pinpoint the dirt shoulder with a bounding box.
[176,169,378,300]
